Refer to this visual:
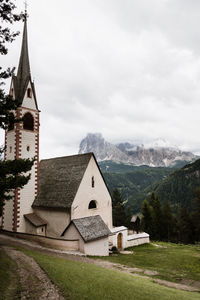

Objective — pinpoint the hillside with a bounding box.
[1,242,200,300]
[130,158,200,214]
[99,161,175,209]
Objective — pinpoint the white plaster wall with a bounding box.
[71,156,113,229]
[3,79,39,233]
[25,220,37,235]
[109,229,128,250]
[8,232,79,251]
[3,129,15,230]
[84,237,109,256]
[6,131,15,160]
[2,198,14,231]
[63,223,84,252]
[36,226,46,236]
[18,108,38,232]
[64,223,109,256]
[34,208,70,237]
[22,82,37,110]
[18,129,36,232]
[126,237,150,247]
[20,130,36,159]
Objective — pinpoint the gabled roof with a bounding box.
[32,153,94,209]
[24,213,47,227]
[131,215,140,223]
[62,215,111,242]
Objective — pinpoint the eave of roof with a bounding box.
[62,215,111,243]
[24,213,47,227]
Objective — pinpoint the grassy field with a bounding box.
[22,248,200,300]
[99,242,200,283]
[0,249,21,300]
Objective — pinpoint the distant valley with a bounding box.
[79,133,200,215]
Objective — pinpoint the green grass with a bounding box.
[0,249,21,300]
[98,242,200,283]
[21,248,200,300]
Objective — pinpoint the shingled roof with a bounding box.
[24,213,47,227]
[32,153,93,209]
[63,215,111,242]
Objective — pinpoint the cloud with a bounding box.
[1,0,200,158]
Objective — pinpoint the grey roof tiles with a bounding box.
[24,213,47,227]
[32,153,93,209]
[69,215,111,242]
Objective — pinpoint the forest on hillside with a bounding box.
[100,159,200,215]
[103,159,200,244]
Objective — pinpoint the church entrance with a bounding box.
[117,233,123,251]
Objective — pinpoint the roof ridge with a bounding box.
[40,152,94,162]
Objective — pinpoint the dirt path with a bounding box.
[0,233,200,294]
[3,246,65,300]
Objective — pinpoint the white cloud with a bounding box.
[1,0,200,158]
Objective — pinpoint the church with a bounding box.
[2,13,149,256]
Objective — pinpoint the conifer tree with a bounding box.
[178,206,195,244]
[141,199,153,235]
[162,201,178,242]
[112,188,128,227]
[192,188,200,242]
[149,193,163,240]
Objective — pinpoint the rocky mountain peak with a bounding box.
[78,133,199,167]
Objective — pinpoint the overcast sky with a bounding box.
[1,0,200,158]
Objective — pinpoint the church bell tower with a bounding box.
[2,12,40,232]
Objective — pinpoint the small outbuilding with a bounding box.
[62,215,111,256]
[131,215,141,234]
[24,213,47,236]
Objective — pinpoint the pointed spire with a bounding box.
[12,9,37,105]
[17,12,31,81]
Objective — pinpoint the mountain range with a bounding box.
[79,133,198,167]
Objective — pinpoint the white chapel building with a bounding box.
[2,14,149,256]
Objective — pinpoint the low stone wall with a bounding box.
[1,230,79,251]
[125,232,149,248]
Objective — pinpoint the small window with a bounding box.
[88,200,97,209]
[41,227,44,232]
[9,146,12,153]
[92,176,95,188]
[27,88,32,98]
[26,145,30,152]
[23,112,34,131]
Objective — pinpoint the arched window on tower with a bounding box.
[88,200,97,209]
[27,88,32,98]
[8,113,15,131]
[23,112,34,131]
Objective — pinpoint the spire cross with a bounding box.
[24,0,28,15]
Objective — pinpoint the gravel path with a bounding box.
[3,246,65,300]
[0,233,199,294]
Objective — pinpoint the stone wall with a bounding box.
[1,230,79,251]
[125,232,150,248]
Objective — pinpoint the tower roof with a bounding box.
[17,13,31,82]
[12,12,38,108]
